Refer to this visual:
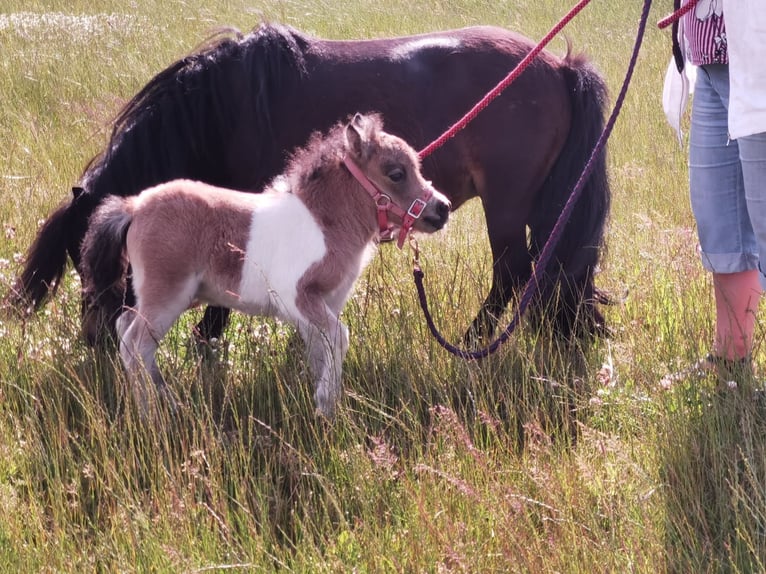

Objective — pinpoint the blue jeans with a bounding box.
[690,64,766,287]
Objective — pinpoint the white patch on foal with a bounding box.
[237,191,327,318]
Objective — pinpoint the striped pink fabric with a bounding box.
[683,1,727,65]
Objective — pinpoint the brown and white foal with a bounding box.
[80,113,450,416]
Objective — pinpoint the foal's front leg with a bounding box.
[296,307,349,418]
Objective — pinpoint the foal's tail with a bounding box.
[529,50,611,338]
[80,196,134,341]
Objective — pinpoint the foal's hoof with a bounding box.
[314,394,341,421]
[314,407,335,421]
[131,380,180,420]
[314,401,339,421]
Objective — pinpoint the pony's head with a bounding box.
[343,113,450,246]
[81,281,127,347]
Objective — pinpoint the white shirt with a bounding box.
[723,0,766,139]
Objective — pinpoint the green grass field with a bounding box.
[1,1,765,572]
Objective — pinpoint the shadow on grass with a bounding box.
[660,381,766,573]
[1,314,599,570]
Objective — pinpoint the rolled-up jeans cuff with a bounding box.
[699,251,759,274]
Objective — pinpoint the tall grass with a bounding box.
[1,1,765,572]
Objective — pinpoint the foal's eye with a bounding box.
[388,168,406,183]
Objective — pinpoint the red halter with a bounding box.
[343,156,433,249]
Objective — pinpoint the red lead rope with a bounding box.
[657,0,699,30]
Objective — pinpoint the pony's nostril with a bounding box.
[437,201,450,220]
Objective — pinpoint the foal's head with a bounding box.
[341,113,451,243]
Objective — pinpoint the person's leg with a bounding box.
[689,65,760,363]
[722,130,766,366]
[712,270,761,360]
[741,131,766,284]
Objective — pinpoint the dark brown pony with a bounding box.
[11,23,610,344]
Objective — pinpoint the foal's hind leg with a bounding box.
[119,284,195,413]
[118,308,163,413]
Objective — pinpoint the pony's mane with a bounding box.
[81,23,309,200]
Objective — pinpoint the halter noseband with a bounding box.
[343,156,432,249]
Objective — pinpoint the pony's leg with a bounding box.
[195,306,231,344]
[115,307,135,343]
[466,220,532,345]
[114,308,136,404]
[324,273,358,317]
[295,310,349,418]
[118,310,162,414]
[119,283,196,413]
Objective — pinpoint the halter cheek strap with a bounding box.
[343,156,433,249]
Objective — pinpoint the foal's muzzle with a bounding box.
[419,189,451,232]
[423,198,451,230]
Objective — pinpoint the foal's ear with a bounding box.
[345,116,366,158]
[351,112,365,125]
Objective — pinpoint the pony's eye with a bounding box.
[388,168,406,183]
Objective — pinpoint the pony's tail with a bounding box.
[7,201,73,313]
[529,50,611,339]
[80,196,134,313]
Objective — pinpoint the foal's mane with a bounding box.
[284,114,383,189]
